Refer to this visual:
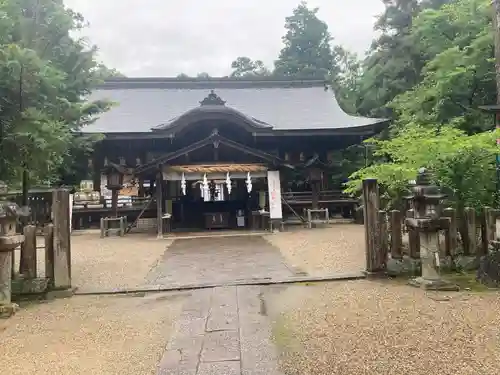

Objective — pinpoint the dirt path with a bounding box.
[0,292,185,375]
[264,280,500,375]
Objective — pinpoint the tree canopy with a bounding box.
[0,0,114,188]
[343,0,499,212]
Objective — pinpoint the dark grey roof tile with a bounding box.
[83,78,387,133]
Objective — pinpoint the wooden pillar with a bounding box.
[481,207,495,255]
[406,209,420,258]
[464,207,476,255]
[362,178,383,273]
[19,225,36,279]
[390,210,403,259]
[111,188,119,218]
[443,208,458,257]
[156,172,163,238]
[52,189,71,289]
[44,223,54,287]
[379,210,389,266]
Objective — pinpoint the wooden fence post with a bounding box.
[362,179,384,273]
[406,209,420,258]
[379,210,389,268]
[390,210,403,259]
[481,207,495,255]
[19,225,37,279]
[443,208,458,257]
[44,224,55,287]
[52,189,71,289]
[464,207,476,255]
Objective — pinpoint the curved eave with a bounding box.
[151,105,273,133]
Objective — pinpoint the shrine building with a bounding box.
[75,77,388,235]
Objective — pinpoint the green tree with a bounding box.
[330,46,363,114]
[354,0,452,117]
[230,56,270,77]
[345,125,499,214]
[0,0,111,188]
[273,1,335,79]
[94,63,125,79]
[390,0,494,134]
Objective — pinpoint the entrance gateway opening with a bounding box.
[162,163,272,232]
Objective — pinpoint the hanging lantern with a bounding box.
[225,172,232,195]
[181,173,186,195]
[246,172,252,194]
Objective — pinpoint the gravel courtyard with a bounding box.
[266,223,366,276]
[265,280,500,375]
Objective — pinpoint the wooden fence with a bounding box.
[379,206,498,261]
[11,189,72,297]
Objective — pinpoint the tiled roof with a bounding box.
[83,77,388,133]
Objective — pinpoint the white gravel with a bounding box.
[266,280,500,375]
[266,224,366,276]
[13,232,171,292]
[0,292,185,375]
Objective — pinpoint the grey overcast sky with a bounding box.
[63,0,384,77]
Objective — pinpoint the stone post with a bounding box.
[0,201,28,317]
[406,168,459,291]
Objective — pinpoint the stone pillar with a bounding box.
[0,201,27,317]
[406,168,458,291]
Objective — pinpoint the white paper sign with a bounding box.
[267,170,282,219]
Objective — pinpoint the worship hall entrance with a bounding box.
[163,164,272,232]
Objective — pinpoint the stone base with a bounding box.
[386,256,421,276]
[408,277,460,291]
[45,288,76,300]
[0,303,19,319]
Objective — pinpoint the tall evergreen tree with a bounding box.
[274,1,335,79]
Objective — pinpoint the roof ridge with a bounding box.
[98,77,328,90]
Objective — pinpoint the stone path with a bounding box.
[146,236,296,288]
[158,286,283,375]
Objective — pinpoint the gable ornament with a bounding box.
[200,90,226,106]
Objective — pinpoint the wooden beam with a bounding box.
[156,172,163,238]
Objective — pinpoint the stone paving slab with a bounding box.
[146,236,294,287]
[157,286,284,375]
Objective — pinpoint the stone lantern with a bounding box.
[405,168,459,291]
[103,164,124,217]
[0,200,29,316]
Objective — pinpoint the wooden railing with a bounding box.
[281,190,356,203]
[72,195,154,210]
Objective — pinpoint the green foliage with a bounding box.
[0,0,112,187]
[273,1,336,79]
[345,126,499,211]
[230,57,271,77]
[391,0,495,133]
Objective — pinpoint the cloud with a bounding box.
[64,0,384,76]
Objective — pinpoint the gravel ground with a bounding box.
[266,224,366,276]
[0,292,185,375]
[13,232,170,292]
[265,280,500,375]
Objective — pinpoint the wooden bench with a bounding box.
[306,208,330,229]
[100,216,126,237]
